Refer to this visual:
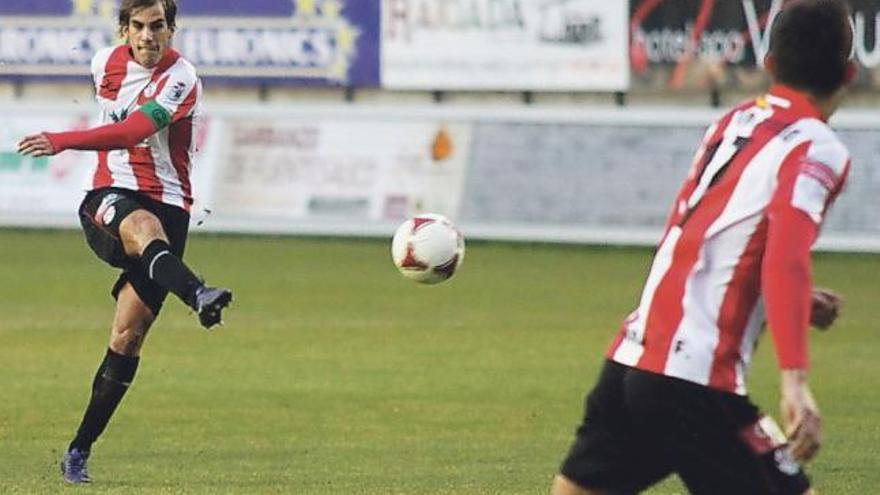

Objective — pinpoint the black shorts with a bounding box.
[79,187,190,315]
[559,360,810,495]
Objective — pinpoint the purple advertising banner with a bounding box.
[1,0,69,15]
[0,0,380,86]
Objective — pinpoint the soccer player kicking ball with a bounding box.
[552,1,855,494]
[17,0,231,484]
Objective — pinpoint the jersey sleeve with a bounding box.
[761,135,849,370]
[788,137,851,224]
[44,112,156,152]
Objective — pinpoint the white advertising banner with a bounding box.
[1,103,877,253]
[0,111,95,227]
[381,0,630,91]
[209,116,472,227]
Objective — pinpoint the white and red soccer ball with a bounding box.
[391,214,465,284]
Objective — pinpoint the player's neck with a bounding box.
[809,92,845,122]
[772,83,844,122]
[127,46,168,70]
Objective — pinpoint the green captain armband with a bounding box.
[139,100,172,130]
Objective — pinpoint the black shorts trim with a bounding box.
[559,360,810,495]
[79,187,190,315]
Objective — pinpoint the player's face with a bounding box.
[123,2,174,68]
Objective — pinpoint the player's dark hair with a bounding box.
[118,0,178,37]
[769,0,853,97]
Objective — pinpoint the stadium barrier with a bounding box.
[1,102,878,252]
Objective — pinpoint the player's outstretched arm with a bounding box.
[17,101,169,157]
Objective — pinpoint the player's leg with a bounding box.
[554,360,673,495]
[116,195,232,327]
[81,188,231,327]
[119,208,199,305]
[674,413,812,495]
[61,284,153,484]
[551,474,608,495]
[62,188,229,483]
[118,207,230,327]
[622,369,811,495]
[108,282,155,356]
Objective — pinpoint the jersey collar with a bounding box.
[153,48,181,73]
[125,46,180,73]
[767,84,826,122]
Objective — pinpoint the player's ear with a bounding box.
[763,54,776,76]
[842,60,858,85]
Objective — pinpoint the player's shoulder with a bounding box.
[163,49,199,82]
[710,97,761,130]
[92,45,124,62]
[91,45,118,64]
[153,50,202,107]
[699,98,769,144]
[761,90,850,165]
[788,118,849,174]
[787,117,842,143]
[90,45,128,74]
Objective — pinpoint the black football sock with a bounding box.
[141,239,203,309]
[69,349,139,453]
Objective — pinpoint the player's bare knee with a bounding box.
[109,297,155,357]
[110,318,152,356]
[119,209,168,257]
[109,333,143,357]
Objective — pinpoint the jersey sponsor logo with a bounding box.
[170,81,187,101]
[109,108,129,123]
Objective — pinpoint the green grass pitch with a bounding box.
[0,229,877,494]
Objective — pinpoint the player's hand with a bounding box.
[17,133,57,157]
[811,288,842,330]
[780,370,822,463]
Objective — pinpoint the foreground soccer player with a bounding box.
[17,0,232,484]
[552,1,855,494]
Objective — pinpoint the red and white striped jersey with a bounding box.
[87,45,202,211]
[606,85,850,395]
